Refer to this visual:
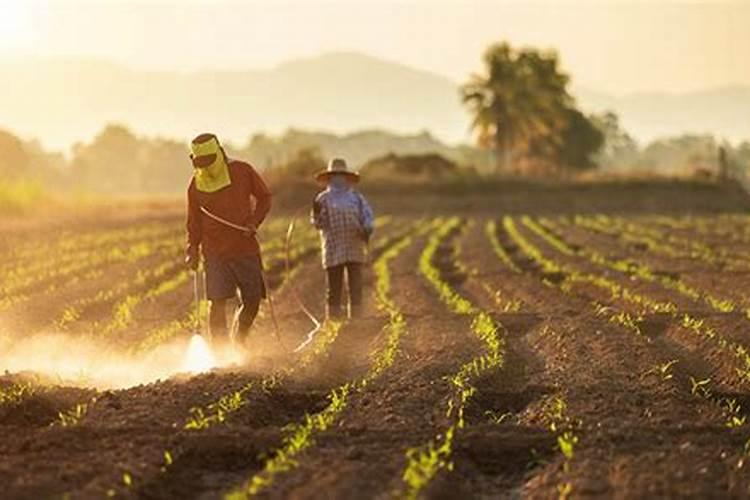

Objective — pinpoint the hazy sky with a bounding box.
[1,0,749,95]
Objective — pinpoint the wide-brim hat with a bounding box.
[314,158,360,184]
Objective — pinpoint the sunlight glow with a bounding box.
[181,334,217,373]
[0,2,32,47]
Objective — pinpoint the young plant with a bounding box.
[57,403,88,427]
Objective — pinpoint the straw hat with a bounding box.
[314,158,360,184]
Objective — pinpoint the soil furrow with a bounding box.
[0,221,400,498]
[524,216,750,390]
[7,202,750,499]
[127,229,411,499]
[458,217,750,498]
[242,222,483,499]
[566,216,750,309]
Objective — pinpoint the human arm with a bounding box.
[311,192,327,230]
[247,165,272,230]
[357,192,374,240]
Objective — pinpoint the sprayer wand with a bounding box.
[192,267,206,338]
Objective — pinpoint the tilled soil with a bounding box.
[443,220,750,498]
[261,232,482,499]
[3,204,750,499]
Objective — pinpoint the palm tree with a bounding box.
[461,43,572,172]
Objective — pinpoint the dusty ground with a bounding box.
[2,181,750,499]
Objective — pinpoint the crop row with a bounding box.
[0,222,181,286]
[102,318,343,496]
[0,233,185,311]
[498,217,655,344]
[500,216,750,460]
[646,214,750,245]
[401,217,505,499]
[535,217,740,315]
[104,221,414,495]
[55,254,184,331]
[485,219,521,273]
[571,215,750,271]
[539,395,580,499]
[482,220,597,496]
[0,381,38,406]
[454,220,521,312]
[1,220,180,274]
[181,321,344,433]
[505,216,750,386]
[58,219,305,353]
[231,221,430,497]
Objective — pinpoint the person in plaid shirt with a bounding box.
[311,158,374,319]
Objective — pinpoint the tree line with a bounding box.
[1,40,749,192]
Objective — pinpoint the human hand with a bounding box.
[185,252,199,271]
[242,223,257,239]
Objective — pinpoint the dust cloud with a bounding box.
[0,329,247,390]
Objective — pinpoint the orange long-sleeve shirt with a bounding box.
[186,159,272,260]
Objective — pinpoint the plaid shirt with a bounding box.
[311,185,374,268]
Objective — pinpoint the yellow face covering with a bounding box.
[191,137,231,193]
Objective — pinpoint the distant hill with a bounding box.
[0,52,467,151]
[0,52,748,151]
[575,85,750,144]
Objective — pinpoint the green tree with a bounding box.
[0,129,30,179]
[591,111,639,169]
[71,124,143,192]
[557,109,605,171]
[140,138,189,192]
[263,147,326,186]
[461,42,572,172]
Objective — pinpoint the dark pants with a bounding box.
[205,254,265,344]
[326,262,363,319]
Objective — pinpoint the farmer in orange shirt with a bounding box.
[185,133,272,348]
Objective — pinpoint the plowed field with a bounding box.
[3,187,750,499]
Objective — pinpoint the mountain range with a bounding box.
[1,52,748,151]
[576,85,750,145]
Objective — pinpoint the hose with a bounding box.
[284,207,323,353]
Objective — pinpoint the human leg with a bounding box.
[204,258,236,345]
[326,264,345,319]
[236,288,261,344]
[209,299,228,341]
[346,262,363,318]
[232,255,265,344]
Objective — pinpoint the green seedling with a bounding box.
[57,403,88,427]
[225,225,420,499]
[722,398,747,428]
[485,410,514,424]
[558,431,578,459]
[641,359,678,381]
[558,481,573,499]
[398,217,506,498]
[0,382,37,405]
[690,377,712,398]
